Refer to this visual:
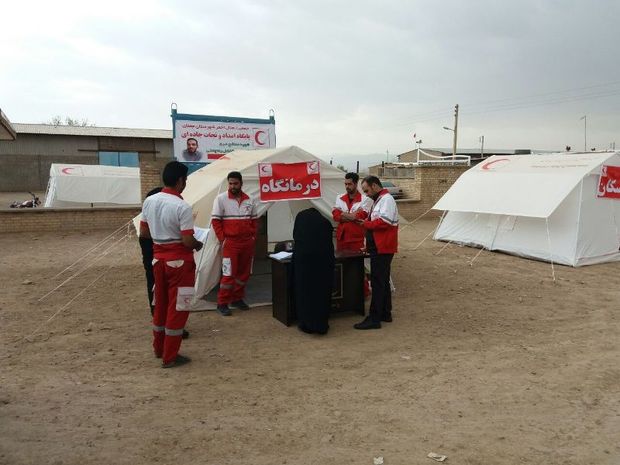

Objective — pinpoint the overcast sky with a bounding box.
[2,0,619,165]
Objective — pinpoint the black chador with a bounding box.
[292,208,335,335]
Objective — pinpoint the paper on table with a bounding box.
[269,251,293,261]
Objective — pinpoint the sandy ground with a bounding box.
[1,220,619,465]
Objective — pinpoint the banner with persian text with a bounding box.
[258,161,321,202]
[172,110,276,163]
[597,165,620,199]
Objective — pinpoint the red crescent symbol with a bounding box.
[255,130,266,146]
[61,167,74,174]
[481,158,510,170]
[260,164,269,174]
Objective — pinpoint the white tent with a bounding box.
[44,164,140,207]
[433,151,620,267]
[145,146,346,303]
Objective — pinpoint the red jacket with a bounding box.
[332,192,372,251]
[211,190,258,243]
[363,189,398,254]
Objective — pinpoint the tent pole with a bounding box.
[545,217,557,282]
[573,179,584,266]
[469,214,499,267]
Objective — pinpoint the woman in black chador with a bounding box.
[292,207,335,335]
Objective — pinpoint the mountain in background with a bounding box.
[316,153,392,173]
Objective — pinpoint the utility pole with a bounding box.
[452,104,459,159]
[479,135,485,158]
[580,115,587,151]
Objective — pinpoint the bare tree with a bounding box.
[47,115,95,127]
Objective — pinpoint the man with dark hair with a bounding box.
[354,175,399,330]
[138,186,189,339]
[211,171,258,316]
[182,138,204,162]
[139,161,203,368]
[332,172,372,252]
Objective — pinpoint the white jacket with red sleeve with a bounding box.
[211,190,257,243]
[363,189,399,254]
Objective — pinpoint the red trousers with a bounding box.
[152,258,195,364]
[217,239,254,305]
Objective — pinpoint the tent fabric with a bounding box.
[433,152,614,218]
[134,146,347,305]
[433,151,620,267]
[45,164,140,207]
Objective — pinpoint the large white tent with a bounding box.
[433,151,620,267]
[44,164,140,208]
[142,146,346,303]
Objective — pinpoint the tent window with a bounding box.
[98,151,139,167]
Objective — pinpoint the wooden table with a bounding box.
[270,251,366,326]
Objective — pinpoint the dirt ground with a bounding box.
[1,219,619,465]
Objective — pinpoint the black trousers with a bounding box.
[368,253,393,322]
[139,238,155,316]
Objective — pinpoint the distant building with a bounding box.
[398,147,532,165]
[0,124,172,191]
[0,109,16,141]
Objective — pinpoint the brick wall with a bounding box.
[0,207,141,233]
[381,177,421,201]
[139,158,168,200]
[383,165,468,221]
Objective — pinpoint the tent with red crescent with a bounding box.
[44,163,141,207]
[433,151,620,266]
[134,146,349,306]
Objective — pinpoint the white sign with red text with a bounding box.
[174,120,275,163]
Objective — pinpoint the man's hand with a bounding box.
[341,212,356,222]
[182,235,203,251]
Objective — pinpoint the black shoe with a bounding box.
[161,354,191,368]
[354,317,381,330]
[382,314,393,323]
[230,300,250,310]
[182,329,190,339]
[216,304,232,316]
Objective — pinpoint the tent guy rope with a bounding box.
[25,234,131,342]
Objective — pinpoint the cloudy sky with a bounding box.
[2,0,619,166]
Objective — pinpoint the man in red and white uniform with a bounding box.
[332,172,373,252]
[211,171,258,316]
[354,175,399,330]
[139,161,203,368]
